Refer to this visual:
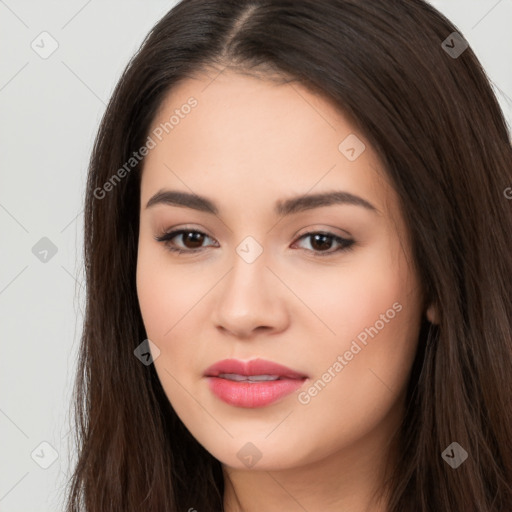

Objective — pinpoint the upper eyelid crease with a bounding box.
[145,189,380,216]
[155,228,354,257]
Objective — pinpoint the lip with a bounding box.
[204,358,308,408]
[204,358,307,379]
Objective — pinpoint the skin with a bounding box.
[136,68,436,511]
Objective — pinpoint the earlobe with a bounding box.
[426,303,439,325]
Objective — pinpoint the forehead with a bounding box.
[140,70,394,219]
[148,69,368,159]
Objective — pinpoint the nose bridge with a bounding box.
[225,234,270,304]
[212,233,287,335]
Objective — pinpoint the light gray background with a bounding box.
[1,1,511,510]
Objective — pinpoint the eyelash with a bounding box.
[154,227,355,257]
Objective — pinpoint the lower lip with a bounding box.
[206,376,306,408]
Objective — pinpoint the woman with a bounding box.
[66,0,512,510]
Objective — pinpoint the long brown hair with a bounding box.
[66,1,512,510]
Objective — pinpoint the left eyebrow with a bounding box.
[145,189,379,215]
[276,190,379,216]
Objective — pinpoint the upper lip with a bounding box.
[204,358,307,379]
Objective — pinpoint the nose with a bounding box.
[211,248,289,339]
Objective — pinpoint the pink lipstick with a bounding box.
[203,358,307,408]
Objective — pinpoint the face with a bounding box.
[136,69,426,472]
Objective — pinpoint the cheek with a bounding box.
[136,250,205,404]
[136,254,171,340]
[299,296,420,447]
[300,267,421,437]
[136,240,206,339]
[135,242,224,408]
[295,240,422,415]
[298,237,417,347]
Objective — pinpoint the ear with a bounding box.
[425,303,439,325]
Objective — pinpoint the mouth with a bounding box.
[216,373,287,382]
[203,358,308,408]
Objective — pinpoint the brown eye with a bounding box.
[293,232,355,256]
[310,233,334,251]
[179,231,206,249]
[155,228,354,257]
[154,229,216,254]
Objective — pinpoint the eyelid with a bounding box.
[291,231,354,256]
[153,225,217,252]
[293,223,353,240]
[154,225,355,257]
